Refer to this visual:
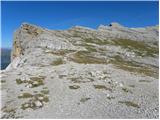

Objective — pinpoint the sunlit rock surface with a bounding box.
[1,23,159,118]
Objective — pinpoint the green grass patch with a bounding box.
[43,87,48,89]
[18,93,33,99]
[139,80,152,83]
[80,97,91,103]
[84,38,158,57]
[109,55,158,78]
[51,58,64,66]
[122,87,133,94]
[93,85,112,91]
[21,102,34,110]
[128,85,135,88]
[84,38,111,45]
[16,76,45,88]
[34,91,38,93]
[69,51,108,64]
[69,85,80,89]
[72,32,81,37]
[16,79,24,84]
[70,77,82,83]
[43,96,49,103]
[85,45,97,52]
[59,75,67,79]
[2,108,17,118]
[46,49,75,56]
[118,101,140,108]
[21,93,49,110]
[107,96,115,100]
[41,90,49,94]
[69,77,94,83]
[1,80,6,83]
[30,77,45,88]
[112,39,158,57]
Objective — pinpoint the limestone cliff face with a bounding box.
[11,31,23,60]
[1,22,159,119]
[11,23,44,60]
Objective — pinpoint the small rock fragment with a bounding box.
[34,101,43,107]
[26,84,32,88]
[38,96,44,100]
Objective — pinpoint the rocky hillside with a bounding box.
[1,22,159,118]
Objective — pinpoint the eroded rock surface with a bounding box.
[1,23,159,118]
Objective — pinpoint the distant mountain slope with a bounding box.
[1,48,11,69]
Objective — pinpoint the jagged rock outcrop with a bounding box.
[1,22,159,118]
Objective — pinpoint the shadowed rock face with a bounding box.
[1,23,159,119]
[1,48,11,70]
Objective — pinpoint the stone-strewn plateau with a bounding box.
[1,22,159,118]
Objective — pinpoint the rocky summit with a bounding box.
[1,22,159,118]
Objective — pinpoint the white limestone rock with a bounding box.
[1,22,158,119]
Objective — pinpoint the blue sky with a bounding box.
[1,1,159,48]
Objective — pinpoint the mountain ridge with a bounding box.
[1,22,159,118]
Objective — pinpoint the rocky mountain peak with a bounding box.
[20,22,44,36]
[109,22,124,28]
[98,22,124,29]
